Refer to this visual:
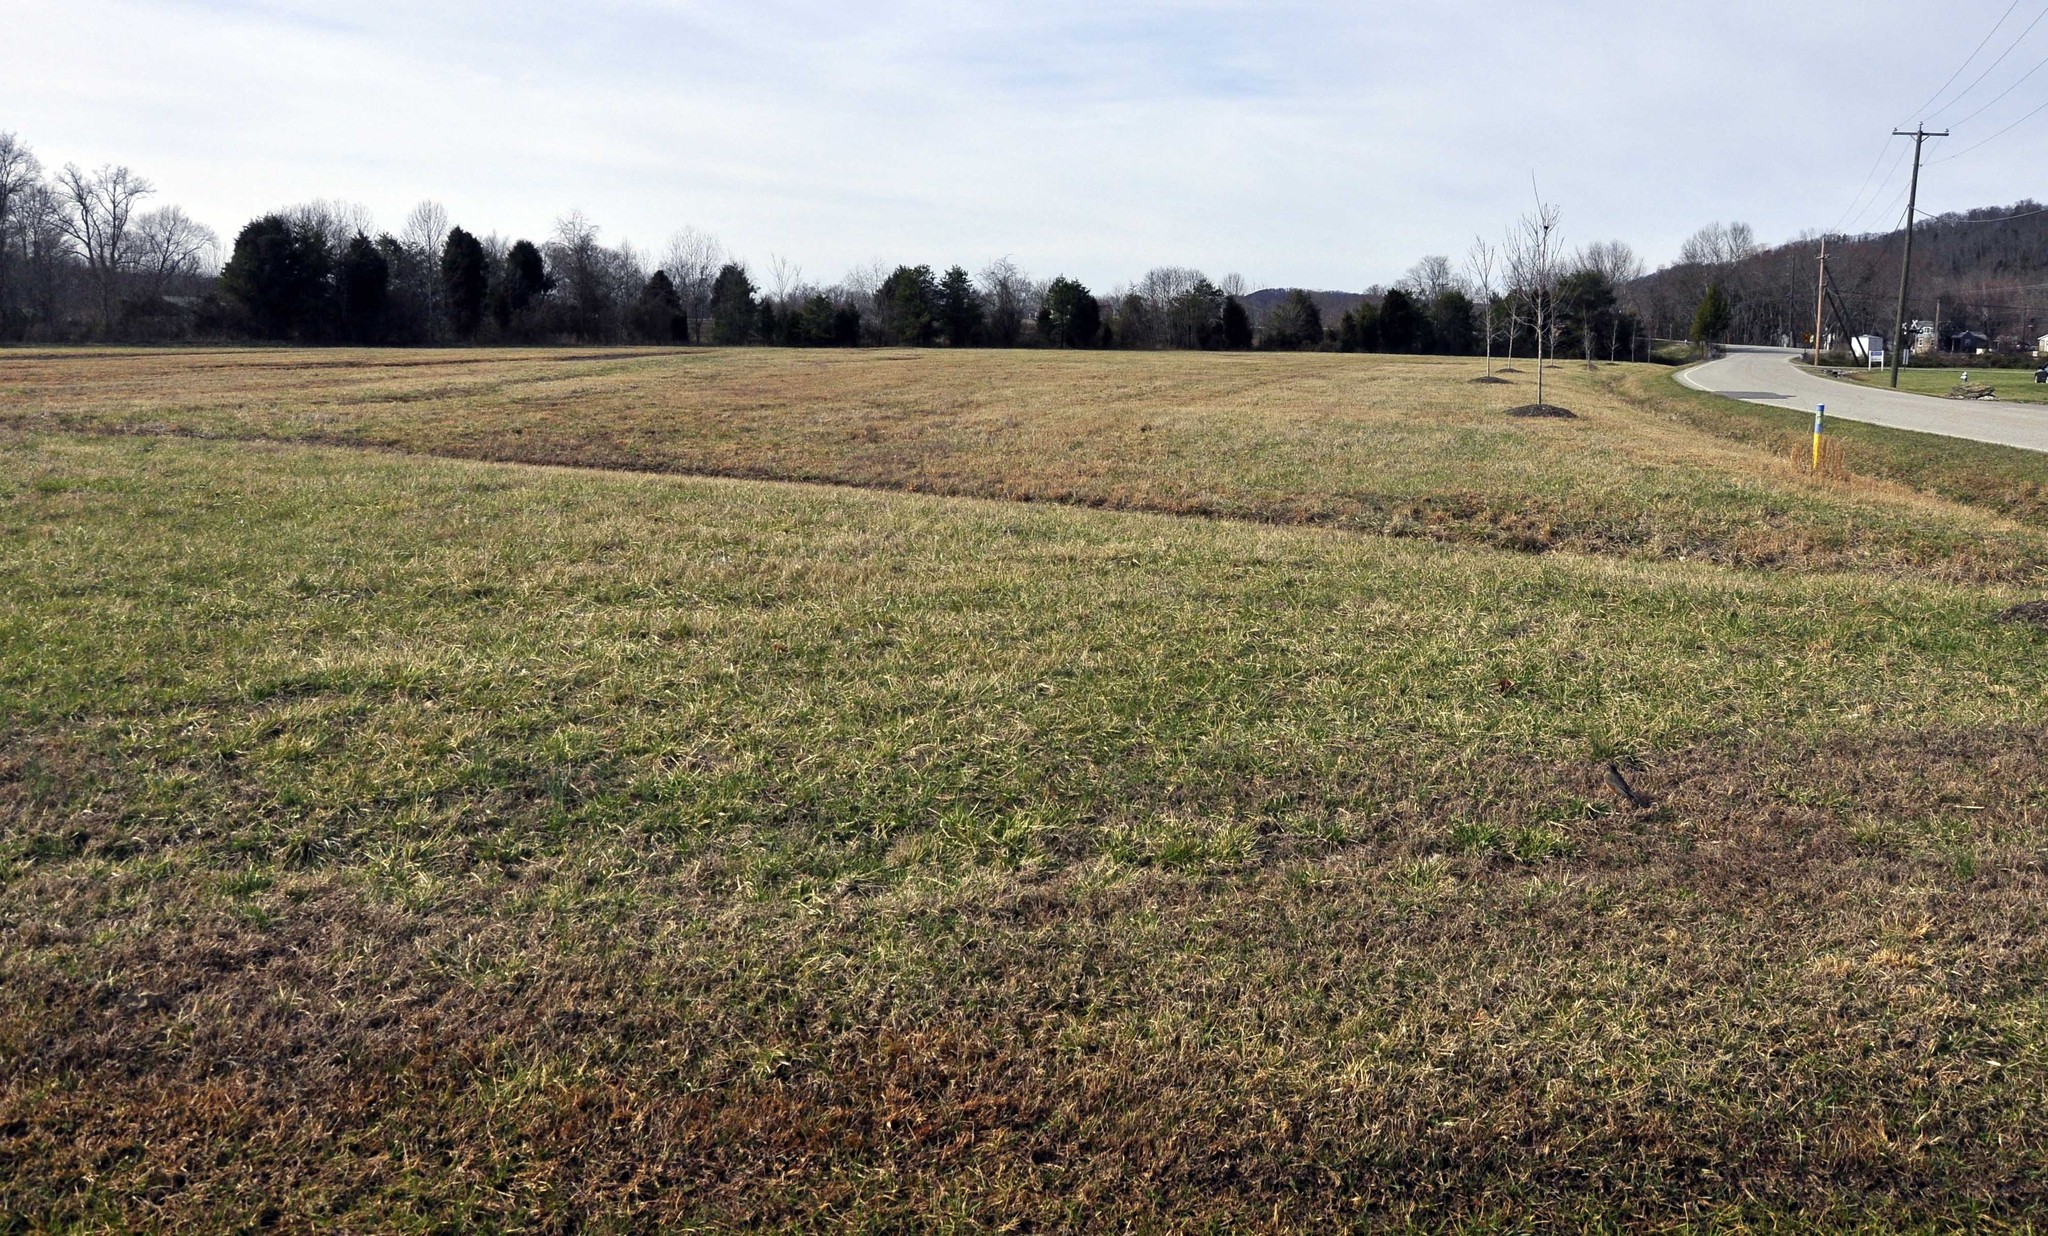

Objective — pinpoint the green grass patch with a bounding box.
[4,357,2048,1228]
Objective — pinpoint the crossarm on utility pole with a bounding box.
[1889,128,1947,389]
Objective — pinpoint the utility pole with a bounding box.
[1812,237,1829,366]
[1889,126,1947,388]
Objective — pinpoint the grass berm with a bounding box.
[4,347,2048,1229]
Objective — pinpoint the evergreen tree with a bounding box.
[794,294,838,345]
[1173,279,1227,349]
[1690,281,1732,349]
[1427,289,1477,356]
[1556,270,1619,361]
[631,270,687,343]
[832,303,862,346]
[1221,296,1253,350]
[372,234,431,343]
[1262,289,1324,350]
[877,264,940,345]
[439,227,488,339]
[937,264,982,346]
[336,232,389,344]
[493,240,550,334]
[709,263,757,345]
[1350,299,1382,352]
[218,214,331,340]
[1039,276,1100,347]
[1377,288,1429,353]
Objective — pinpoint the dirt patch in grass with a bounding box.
[1506,403,1578,419]
[1470,374,1511,385]
[1999,599,2048,629]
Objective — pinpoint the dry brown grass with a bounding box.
[3,346,2042,581]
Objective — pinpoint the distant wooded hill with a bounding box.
[1627,203,2048,349]
[1242,288,1371,322]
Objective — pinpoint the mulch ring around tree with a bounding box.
[1997,600,2048,629]
[1470,375,1511,385]
[1506,404,1577,419]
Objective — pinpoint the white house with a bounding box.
[1850,334,1887,363]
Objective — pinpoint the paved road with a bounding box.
[1678,345,2048,454]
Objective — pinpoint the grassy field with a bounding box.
[1816,361,2048,405]
[6,346,2046,580]
[5,348,2048,1229]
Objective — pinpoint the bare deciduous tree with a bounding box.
[287,199,376,252]
[398,200,450,337]
[1579,239,1645,287]
[125,206,219,300]
[1505,194,1564,408]
[53,163,154,331]
[1677,222,1758,268]
[1138,267,1215,349]
[13,180,70,331]
[401,200,449,259]
[0,132,42,313]
[766,254,801,305]
[1400,254,1460,303]
[1465,237,1500,377]
[660,227,726,338]
[976,257,1029,346]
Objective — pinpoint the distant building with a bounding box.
[2035,333,2048,355]
[1850,334,1887,363]
[1949,330,1991,354]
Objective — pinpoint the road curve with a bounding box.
[1677,345,2048,454]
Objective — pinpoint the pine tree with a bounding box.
[877,265,940,345]
[440,227,488,339]
[493,240,549,334]
[1377,288,1428,353]
[1690,282,1732,350]
[1221,296,1253,350]
[937,265,982,346]
[218,214,331,340]
[1039,277,1100,347]
[337,232,389,344]
[709,263,757,345]
[632,270,687,343]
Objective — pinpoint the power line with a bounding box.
[1935,95,2048,163]
[1947,42,2048,128]
[1831,140,1901,234]
[1920,204,2048,224]
[1927,3,2048,122]
[1906,0,2025,120]
[1847,143,1915,233]
[1866,173,1915,237]
[1831,9,2041,240]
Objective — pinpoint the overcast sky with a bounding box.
[8,0,2048,290]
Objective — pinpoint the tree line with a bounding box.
[2,130,1653,359]
[1639,208,2048,353]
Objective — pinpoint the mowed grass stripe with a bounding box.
[3,432,2041,889]
[6,347,2045,582]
